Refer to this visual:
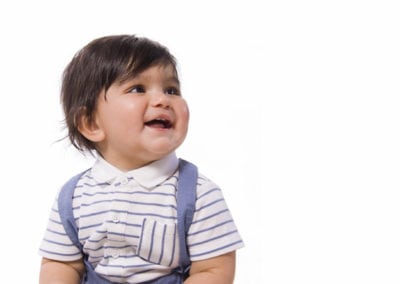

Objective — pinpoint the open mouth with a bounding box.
[145,118,172,129]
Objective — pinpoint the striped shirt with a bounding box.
[39,153,244,283]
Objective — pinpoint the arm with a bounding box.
[184,251,236,284]
[39,257,85,284]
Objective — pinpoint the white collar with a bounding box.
[90,152,179,189]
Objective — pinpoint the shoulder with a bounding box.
[194,172,227,208]
[57,169,91,202]
[187,170,244,261]
[178,160,224,199]
[196,172,219,190]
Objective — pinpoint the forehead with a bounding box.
[121,64,179,84]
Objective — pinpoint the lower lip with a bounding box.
[145,125,171,131]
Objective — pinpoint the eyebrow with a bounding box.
[120,73,180,86]
[165,75,180,86]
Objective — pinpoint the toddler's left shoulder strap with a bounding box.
[176,159,198,276]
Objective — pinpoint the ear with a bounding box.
[76,108,105,143]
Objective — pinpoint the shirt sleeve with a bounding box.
[38,193,82,261]
[187,175,244,261]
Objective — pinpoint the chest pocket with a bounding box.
[137,218,179,267]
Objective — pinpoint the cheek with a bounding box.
[183,108,190,126]
[178,110,189,137]
[111,100,144,124]
[180,105,190,138]
[179,101,190,123]
[97,108,141,136]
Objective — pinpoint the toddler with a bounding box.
[39,35,243,283]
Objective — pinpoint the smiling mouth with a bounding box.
[145,118,172,129]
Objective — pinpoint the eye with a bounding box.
[165,86,181,96]
[128,85,145,93]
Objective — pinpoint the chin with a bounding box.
[149,138,183,151]
[148,144,180,157]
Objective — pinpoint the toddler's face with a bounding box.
[92,64,189,170]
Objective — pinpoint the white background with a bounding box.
[0,0,399,283]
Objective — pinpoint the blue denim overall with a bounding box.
[58,159,197,284]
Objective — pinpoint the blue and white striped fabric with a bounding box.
[39,153,244,283]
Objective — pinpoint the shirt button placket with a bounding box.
[109,177,130,243]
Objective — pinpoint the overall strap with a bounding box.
[146,159,198,284]
[58,169,111,284]
[176,159,198,276]
[58,170,88,250]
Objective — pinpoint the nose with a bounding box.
[150,90,170,108]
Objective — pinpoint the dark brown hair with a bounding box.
[61,34,178,152]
